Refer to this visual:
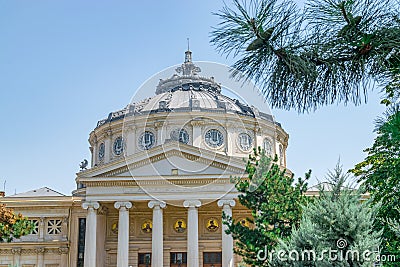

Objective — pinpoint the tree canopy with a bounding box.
[224,149,310,266]
[210,0,400,112]
[0,204,34,242]
[272,164,381,266]
[351,107,400,265]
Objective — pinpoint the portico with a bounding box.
[82,197,237,267]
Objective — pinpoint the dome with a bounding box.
[96,50,273,128]
[90,49,288,169]
[131,89,254,114]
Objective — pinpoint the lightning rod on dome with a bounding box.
[184,38,193,63]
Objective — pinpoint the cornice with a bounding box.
[82,176,235,187]
[95,150,242,178]
[0,197,75,206]
[0,245,69,255]
[78,142,245,179]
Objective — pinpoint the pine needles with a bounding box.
[210,0,400,112]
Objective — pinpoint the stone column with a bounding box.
[254,127,262,151]
[82,201,100,267]
[191,120,204,147]
[126,126,136,156]
[105,130,112,162]
[148,200,166,267]
[183,200,202,267]
[218,199,236,267]
[36,247,45,267]
[226,123,235,156]
[114,201,132,267]
[38,217,45,241]
[154,121,164,145]
[59,247,69,267]
[97,206,108,267]
[91,144,96,166]
[62,216,68,241]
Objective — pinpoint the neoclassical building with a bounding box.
[0,50,290,267]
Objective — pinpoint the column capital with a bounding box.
[148,200,166,209]
[154,121,164,129]
[82,201,100,210]
[183,199,201,208]
[114,201,132,210]
[190,119,204,127]
[126,125,135,132]
[217,199,236,208]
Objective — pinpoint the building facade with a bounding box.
[0,51,290,267]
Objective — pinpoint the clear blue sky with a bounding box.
[0,1,386,195]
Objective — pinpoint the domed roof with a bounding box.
[133,90,245,113]
[96,50,274,128]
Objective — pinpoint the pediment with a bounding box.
[78,142,245,179]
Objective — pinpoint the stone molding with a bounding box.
[58,246,69,254]
[92,149,242,178]
[79,142,246,177]
[0,246,67,255]
[83,177,234,187]
[35,246,45,254]
[11,247,21,254]
[190,119,204,127]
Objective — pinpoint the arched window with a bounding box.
[263,138,272,156]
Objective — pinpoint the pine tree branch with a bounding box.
[211,0,400,111]
[339,2,351,24]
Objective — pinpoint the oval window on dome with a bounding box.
[238,133,253,151]
[205,129,224,148]
[113,137,124,156]
[139,131,155,150]
[263,138,272,156]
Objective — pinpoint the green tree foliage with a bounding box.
[210,0,400,112]
[387,210,400,239]
[0,204,34,242]
[271,164,381,266]
[382,73,400,106]
[351,107,400,265]
[225,149,310,266]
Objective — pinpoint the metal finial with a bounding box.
[184,38,193,63]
